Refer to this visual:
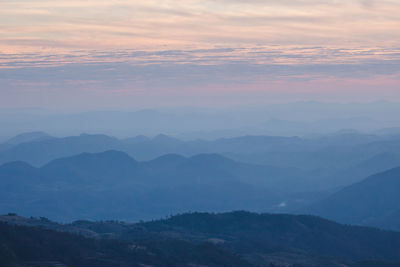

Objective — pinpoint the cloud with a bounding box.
[1,47,399,91]
[0,0,399,107]
[1,46,399,69]
[0,0,399,51]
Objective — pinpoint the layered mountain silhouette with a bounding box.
[2,132,400,229]
[1,132,400,191]
[0,151,304,221]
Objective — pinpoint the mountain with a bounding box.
[41,150,139,185]
[2,211,400,266]
[0,132,52,153]
[0,133,188,167]
[0,133,400,178]
[0,134,122,166]
[5,131,53,146]
[0,151,309,221]
[306,167,400,230]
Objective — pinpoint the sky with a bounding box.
[0,0,400,109]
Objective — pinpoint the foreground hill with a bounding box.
[2,211,400,266]
[133,211,400,264]
[0,222,248,267]
[306,167,400,231]
[0,151,307,221]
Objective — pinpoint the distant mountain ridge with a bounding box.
[2,132,400,192]
[0,133,122,166]
[5,131,52,145]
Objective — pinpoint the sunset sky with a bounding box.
[1,0,399,108]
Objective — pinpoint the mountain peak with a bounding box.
[42,150,137,170]
[6,131,52,145]
[0,161,36,172]
[153,134,180,143]
[188,153,235,165]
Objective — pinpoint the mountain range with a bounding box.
[2,148,400,231]
[0,150,307,222]
[1,132,400,192]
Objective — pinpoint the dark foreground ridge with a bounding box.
[2,211,400,267]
